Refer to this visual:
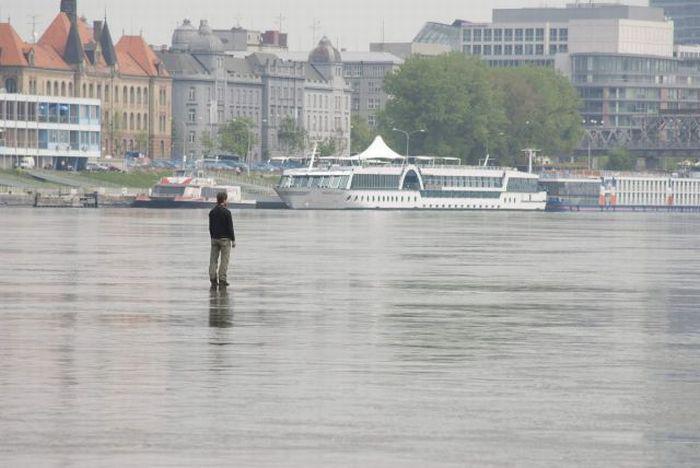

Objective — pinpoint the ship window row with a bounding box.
[421,190,501,199]
[423,175,503,189]
[616,179,700,193]
[539,181,600,197]
[351,195,419,203]
[278,175,350,189]
[506,177,539,193]
[0,100,100,125]
[350,174,401,189]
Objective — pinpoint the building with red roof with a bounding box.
[0,0,171,159]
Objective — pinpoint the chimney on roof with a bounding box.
[60,0,77,24]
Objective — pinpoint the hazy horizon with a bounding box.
[3,0,648,52]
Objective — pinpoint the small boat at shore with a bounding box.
[133,174,256,209]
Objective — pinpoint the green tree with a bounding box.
[218,118,256,158]
[491,66,583,165]
[317,138,338,157]
[379,53,583,165]
[200,130,216,156]
[380,53,506,163]
[277,116,307,154]
[351,115,373,154]
[606,147,636,171]
[136,131,149,155]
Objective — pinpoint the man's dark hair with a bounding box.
[216,192,228,204]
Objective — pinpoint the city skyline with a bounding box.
[2,0,648,52]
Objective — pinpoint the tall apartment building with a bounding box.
[651,1,700,45]
[342,52,402,128]
[0,0,172,159]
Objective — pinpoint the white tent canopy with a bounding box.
[349,136,405,161]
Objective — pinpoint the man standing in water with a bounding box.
[209,192,236,289]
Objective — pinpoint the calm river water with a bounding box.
[1,208,699,467]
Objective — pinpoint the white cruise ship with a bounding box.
[274,137,546,210]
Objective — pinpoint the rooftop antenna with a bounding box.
[310,18,321,45]
[28,14,40,43]
[275,13,285,32]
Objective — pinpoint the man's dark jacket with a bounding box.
[209,205,235,241]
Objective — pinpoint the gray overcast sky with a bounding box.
[5,0,648,51]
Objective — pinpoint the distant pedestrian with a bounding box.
[209,192,236,289]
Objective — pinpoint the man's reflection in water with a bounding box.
[209,288,233,328]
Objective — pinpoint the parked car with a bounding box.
[251,162,280,173]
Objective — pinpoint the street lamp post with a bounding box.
[583,118,604,170]
[392,127,426,156]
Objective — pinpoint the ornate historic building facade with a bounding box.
[0,0,172,159]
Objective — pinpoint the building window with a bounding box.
[473,45,482,55]
[188,131,196,143]
[525,29,534,41]
[484,29,492,41]
[130,87,135,104]
[550,28,558,41]
[494,45,502,56]
[473,29,482,42]
[515,45,523,56]
[4,78,18,93]
[535,44,544,56]
[525,44,533,55]
[504,44,513,55]
[515,29,523,41]
[559,44,568,53]
[494,29,502,42]
[188,87,196,101]
[463,29,471,42]
[559,28,568,41]
[188,108,196,123]
[504,29,513,41]
[549,44,558,55]
[483,45,492,56]
[535,28,544,42]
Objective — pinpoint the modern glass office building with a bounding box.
[570,53,700,128]
[0,93,101,170]
[651,1,700,45]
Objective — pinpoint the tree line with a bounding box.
[353,53,584,166]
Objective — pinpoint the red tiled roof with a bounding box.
[0,22,29,66]
[38,13,93,58]
[30,43,71,70]
[116,35,169,77]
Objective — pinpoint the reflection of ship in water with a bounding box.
[540,172,700,212]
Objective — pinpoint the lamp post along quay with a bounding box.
[392,128,426,156]
[583,119,604,170]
